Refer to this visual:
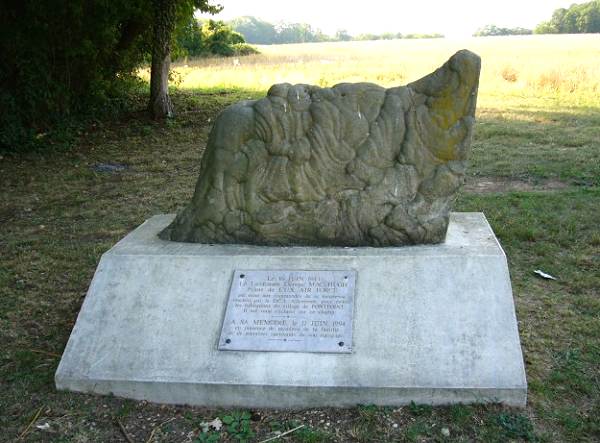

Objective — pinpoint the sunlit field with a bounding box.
[160,34,600,109]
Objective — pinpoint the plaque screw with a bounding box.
[225,338,231,344]
[338,341,344,347]
[240,274,245,279]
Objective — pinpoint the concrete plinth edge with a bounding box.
[56,213,527,408]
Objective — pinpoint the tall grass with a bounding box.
[150,34,600,109]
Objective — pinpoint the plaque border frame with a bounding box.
[217,269,358,354]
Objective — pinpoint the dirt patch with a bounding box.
[463,176,570,194]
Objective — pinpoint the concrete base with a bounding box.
[56,213,527,408]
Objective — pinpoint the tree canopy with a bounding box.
[228,16,329,44]
[175,19,257,57]
[0,0,236,151]
[535,0,600,34]
[1,1,148,150]
[227,16,443,44]
[473,25,532,37]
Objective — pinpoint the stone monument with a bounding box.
[161,50,480,246]
[56,50,527,408]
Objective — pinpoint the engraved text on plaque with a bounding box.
[218,270,356,353]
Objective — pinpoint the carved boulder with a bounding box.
[160,50,481,246]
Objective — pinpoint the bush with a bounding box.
[0,1,152,152]
[501,66,519,83]
[231,43,260,56]
[175,19,258,58]
[0,0,222,152]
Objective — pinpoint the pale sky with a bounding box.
[200,0,578,37]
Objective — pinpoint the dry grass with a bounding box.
[146,34,600,109]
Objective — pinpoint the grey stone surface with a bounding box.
[56,213,527,408]
[161,50,481,246]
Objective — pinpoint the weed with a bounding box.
[496,413,537,441]
[408,401,433,417]
[347,405,388,442]
[357,404,382,424]
[293,426,334,443]
[449,404,473,425]
[221,411,254,443]
[115,400,135,418]
[405,420,431,441]
[196,430,221,443]
[268,420,285,432]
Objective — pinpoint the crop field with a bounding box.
[1,35,599,442]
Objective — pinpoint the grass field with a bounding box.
[1,35,599,442]
[165,34,600,106]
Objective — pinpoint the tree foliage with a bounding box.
[535,0,600,34]
[275,22,330,44]
[176,19,258,57]
[335,29,353,41]
[228,16,329,44]
[228,16,443,44]
[1,1,150,150]
[473,25,532,37]
[0,0,222,151]
[228,16,279,44]
[355,32,443,40]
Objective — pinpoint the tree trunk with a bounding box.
[149,0,177,119]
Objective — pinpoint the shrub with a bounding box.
[0,0,221,152]
[231,43,260,56]
[0,1,152,152]
[501,66,519,83]
[175,19,258,58]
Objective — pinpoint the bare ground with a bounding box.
[463,176,570,194]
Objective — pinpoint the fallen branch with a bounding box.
[258,424,305,443]
[30,349,62,358]
[117,419,135,443]
[18,406,44,440]
[145,417,176,443]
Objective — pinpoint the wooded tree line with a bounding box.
[2,1,599,152]
[228,16,443,45]
[473,25,532,37]
[475,0,600,36]
[228,17,329,44]
[535,0,600,34]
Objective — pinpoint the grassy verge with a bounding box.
[1,87,598,442]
